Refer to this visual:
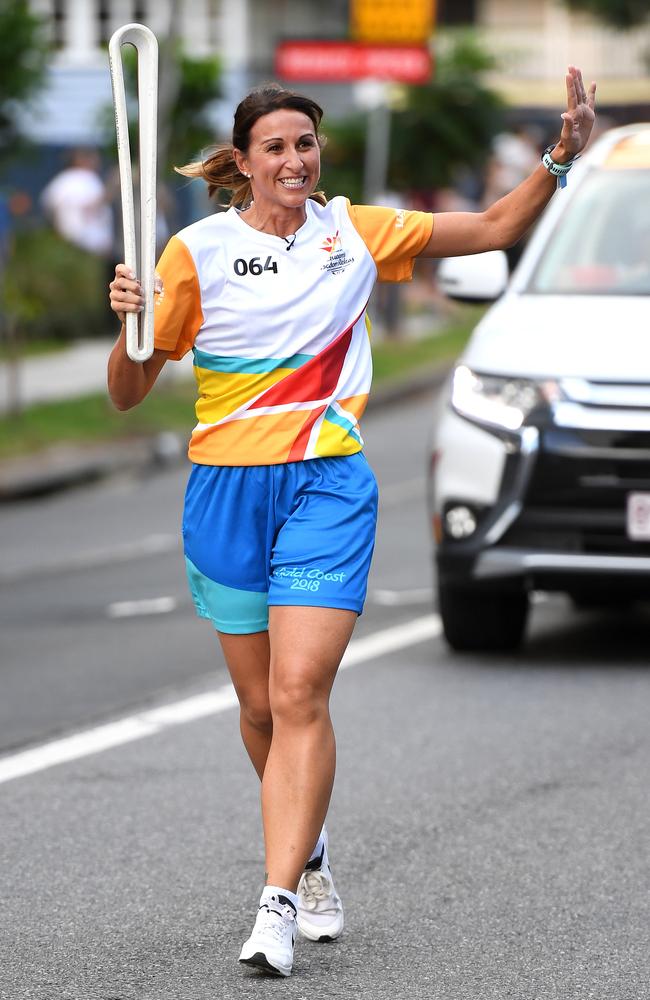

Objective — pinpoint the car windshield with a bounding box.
[529,169,650,295]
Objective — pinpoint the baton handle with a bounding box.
[109,23,158,363]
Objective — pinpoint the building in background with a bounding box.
[20,0,650,151]
[21,0,351,146]
[5,0,648,345]
[473,0,650,112]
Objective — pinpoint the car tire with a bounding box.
[438,581,529,652]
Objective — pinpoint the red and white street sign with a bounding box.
[275,41,432,85]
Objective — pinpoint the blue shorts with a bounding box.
[182,453,379,634]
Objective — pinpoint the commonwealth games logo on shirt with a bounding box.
[320,230,341,254]
[320,229,354,275]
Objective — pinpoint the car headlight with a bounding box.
[451,365,558,431]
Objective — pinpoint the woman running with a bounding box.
[108,68,595,978]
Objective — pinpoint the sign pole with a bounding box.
[359,81,392,204]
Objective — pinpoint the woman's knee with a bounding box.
[269,671,329,726]
[239,691,273,732]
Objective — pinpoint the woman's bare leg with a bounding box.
[218,631,272,780]
[262,605,357,892]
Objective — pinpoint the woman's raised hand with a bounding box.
[558,66,597,160]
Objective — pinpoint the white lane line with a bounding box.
[0,614,442,786]
[370,587,433,607]
[3,477,424,584]
[3,476,425,585]
[340,614,441,668]
[0,533,179,584]
[107,596,178,618]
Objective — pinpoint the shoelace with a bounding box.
[299,870,333,911]
[257,904,295,944]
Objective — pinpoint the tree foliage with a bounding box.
[389,33,505,194]
[320,117,367,204]
[5,228,106,338]
[0,0,48,161]
[321,33,505,202]
[102,46,221,178]
[561,0,649,27]
[166,53,222,171]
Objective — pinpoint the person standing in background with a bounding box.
[42,148,115,328]
[481,127,541,268]
[41,148,114,257]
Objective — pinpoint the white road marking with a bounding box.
[3,478,424,585]
[0,533,179,584]
[370,587,433,607]
[0,614,442,786]
[340,614,441,668]
[3,477,425,585]
[107,596,178,618]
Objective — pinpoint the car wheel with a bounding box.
[438,581,529,652]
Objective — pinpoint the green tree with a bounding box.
[0,0,48,164]
[321,33,505,202]
[165,51,222,171]
[389,33,505,194]
[320,117,367,204]
[561,0,649,28]
[103,45,221,178]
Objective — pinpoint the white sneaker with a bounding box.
[239,894,297,977]
[297,836,344,942]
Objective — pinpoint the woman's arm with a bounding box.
[107,263,170,410]
[419,66,596,259]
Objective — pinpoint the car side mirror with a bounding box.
[436,250,509,303]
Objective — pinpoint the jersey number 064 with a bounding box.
[233,256,279,276]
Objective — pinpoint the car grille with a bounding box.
[502,425,650,556]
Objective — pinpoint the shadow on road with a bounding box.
[524,601,650,668]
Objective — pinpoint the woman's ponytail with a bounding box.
[176,144,327,209]
[175,144,252,208]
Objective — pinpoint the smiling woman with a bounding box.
[175,85,328,216]
[106,72,596,978]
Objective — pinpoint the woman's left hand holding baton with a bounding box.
[107,264,168,410]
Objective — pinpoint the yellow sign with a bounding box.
[350,0,435,44]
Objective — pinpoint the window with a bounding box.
[98,0,111,43]
[437,0,476,25]
[53,0,65,47]
[530,169,650,296]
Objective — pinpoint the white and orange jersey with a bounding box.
[154,195,433,466]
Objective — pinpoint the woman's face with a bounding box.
[234,108,321,214]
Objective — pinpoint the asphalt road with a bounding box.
[1,390,650,999]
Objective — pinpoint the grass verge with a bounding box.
[371,306,483,382]
[0,306,483,461]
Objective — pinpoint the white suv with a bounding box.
[429,124,650,651]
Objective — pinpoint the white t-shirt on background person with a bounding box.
[41,166,114,256]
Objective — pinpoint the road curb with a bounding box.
[0,362,452,502]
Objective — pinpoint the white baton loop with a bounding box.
[108,23,158,363]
